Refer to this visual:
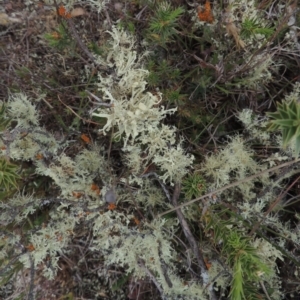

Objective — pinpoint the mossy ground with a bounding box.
[1,1,300,299]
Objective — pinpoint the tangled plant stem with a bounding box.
[158,158,300,217]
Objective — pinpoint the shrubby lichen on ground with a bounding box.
[1,1,300,299]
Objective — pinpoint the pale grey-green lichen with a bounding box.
[92,26,194,183]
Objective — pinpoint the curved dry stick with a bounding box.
[250,175,300,236]
[157,158,300,218]
[57,95,101,126]
[66,18,96,63]
[137,258,165,299]
[171,183,217,300]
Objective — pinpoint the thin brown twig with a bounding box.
[27,252,35,300]
[57,95,101,126]
[259,281,272,300]
[66,18,96,62]
[249,175,300,236]
[171,184,207,273]
[157,158,300,218]
[125,177,145,221]
[224,2,294,81]
[171,183,217,300]
[137,258,165,298]
[103,8,112,28]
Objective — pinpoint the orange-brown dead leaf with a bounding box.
[91,183,101,195]
[35,153,43,160]
[204,258,212,270]
[26,244,35,252]
[108,203,116,210]
[133,217,140,225]
[72,191,83,198]
[91,183,98,190]
[81,133,91,144]
[51,32,61,40]
[58,6,72,19]
[197,1,214,24]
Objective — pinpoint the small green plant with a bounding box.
[226,231,270,300]
[44,21,74,51]
[164,88,187,106]
[147,58,181,87]
[0,104,11,131]
[88,41,104,56]
[205,212,271,300]
[182,173,206,200]
[147,3,184,45]
[267,99,300,155]
[0,158,20,191]
[241,18,274,39]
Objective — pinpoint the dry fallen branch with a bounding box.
[171,183,217,300]
[222,5,245,50]
[158,158,300,217]
[225,19,245,50]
